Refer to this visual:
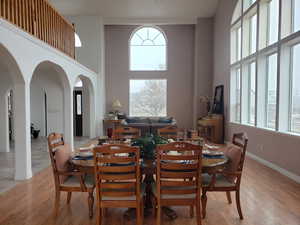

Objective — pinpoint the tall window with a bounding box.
[130,27,167,71]
[230,0,300,135]
[266,53,278,129]
[231,68,241,122]
[250,14,257,54]
[248,62,256,124]
[293,0,300,32]
[129,79,167,117]
[267,0,279,45]
[290,44,300,133]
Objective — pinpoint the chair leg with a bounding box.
[201,191,207,219]
[196,200,202,225]
[190,205,194,218]
[156,204,161,225]
[141,200,144,225]
[235,190,243,220]
[226,191,232,204]
[136,203,141,225]
[67,192,72,204]
[54,190,60,216]
[88,192,94,218]
[96,205,102,225]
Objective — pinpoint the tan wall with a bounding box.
[105,24,213,129]
[213,0,300,177]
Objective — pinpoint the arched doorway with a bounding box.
[30,61,72,173]
[73,75,95,139]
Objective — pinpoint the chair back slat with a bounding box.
[160,171,198,179]
[156,142,202,200]
[112,127,141,140]
[161,188,197,195]
[157,126,179,139]
[93,144,141,201]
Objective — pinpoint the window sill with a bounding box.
[229,122,300,138]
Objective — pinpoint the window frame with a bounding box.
[129,26,168,72]
[230,0,300,137]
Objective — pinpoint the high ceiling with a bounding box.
[49,0,219,24]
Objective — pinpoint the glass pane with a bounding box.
[130,46,166,70]
[293,0,300,32]
[266,54,278,129]
[249,62,256,124]
[130,34,143,45]
[291,44,300,133]
[268,0,279,45]
[236,68,241,122]
[232,0,242,23]
[250,14,257,54]
[77,95,82,115]
[130,80,167,117]
[243,0,255,12]
[237,27,242,60]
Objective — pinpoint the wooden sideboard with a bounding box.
[197,114,224,144]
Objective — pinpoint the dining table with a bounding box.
[70,138,229,220]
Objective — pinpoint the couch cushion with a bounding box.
[126,117,149,124]
[158,117,173,123]
[55,144,72,183]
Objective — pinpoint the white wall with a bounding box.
[66,16,106,136]
[0,18,99,180]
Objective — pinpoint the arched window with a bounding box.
[230,0,300,135]
[130,26,167,71]
[75,33,82,47]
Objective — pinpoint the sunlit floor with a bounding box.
[0,157,299,225]
[0,136,89,193]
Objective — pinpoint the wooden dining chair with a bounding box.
[47,133,95,218]
[153,142,203,225]
[157,126,179,139]
[93,144,145,225]
[201,132,248,219]
[112,126,141,140]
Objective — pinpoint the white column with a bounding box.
[0,92,9,152]
[64,88,74,148]
[14,82,32,180]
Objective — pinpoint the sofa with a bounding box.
[121,116,177,136]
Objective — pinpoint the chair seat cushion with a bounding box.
[61,174,94,188]
[101,183,146,201]
[151,182,196,199]
[202,174,235,188]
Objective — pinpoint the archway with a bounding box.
[30,61,72,173]
[0,44,31,185]
[73,75,96,139]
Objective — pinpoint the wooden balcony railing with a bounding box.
[0,0,75,59]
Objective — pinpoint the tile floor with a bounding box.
[0,136,89,193]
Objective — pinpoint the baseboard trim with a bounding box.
[246,152,300,184]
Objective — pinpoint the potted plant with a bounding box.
[131,134,169,160]
[31,123,40,139]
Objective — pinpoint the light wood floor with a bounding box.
[0,157,299,225]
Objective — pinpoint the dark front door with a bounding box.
[74,90,83,136]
